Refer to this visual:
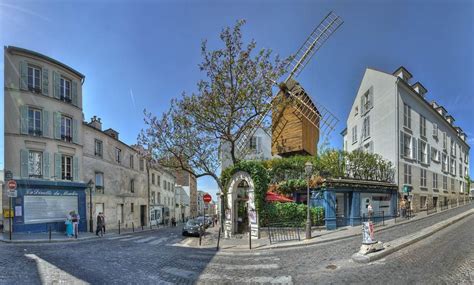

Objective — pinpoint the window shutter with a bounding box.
[400,131,404,158]
[72,81,78,106]
[72,118,79,144]
[53,71,60,99]
[418,139,422,163]
[369,87,374,109]
[20,149,29,178]
[20,61,28,90]
[43,151,50,178]
[20,105,28,134]
[42,67,49,96]
[54,112,61,139]
[73,156,79,181]
[427,143,431,166]
[54,153,61,180]
[42,110,50,137]
[412,137,417,160]
[360,96,365,114]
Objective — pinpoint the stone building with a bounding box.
[3,46,88,232]
[148,163,176,225]
[175,170,197,217]
[82,117,148,231]
[342,66,470,212]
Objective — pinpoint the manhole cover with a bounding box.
[326,264,337,270]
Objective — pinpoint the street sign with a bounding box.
[4,170,13,180]
[203,193,212,203]
[7,180,17,190]
[7,190,17,198]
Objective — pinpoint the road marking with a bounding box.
[208,263,280,270]
[106,235,133,240]
[161,267,199,279]
[119,236,143,241]
[134,236,157,243]
[197,274,293,284]
[148,237,169,245]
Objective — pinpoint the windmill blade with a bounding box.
[235,105,272,159]
[286,11,343,82]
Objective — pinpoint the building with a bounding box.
[3,46,88,233]
[175,170,198,217]
[149,163,176,225]
[0,170,4,229]
[343,66,470,212]
[174,185,190,222]
[82,117,148,231]
[197,190,205,216]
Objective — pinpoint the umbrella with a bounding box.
[266,191,293,203]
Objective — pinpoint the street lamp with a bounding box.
[87,179,94,233]
[304,161,313,239]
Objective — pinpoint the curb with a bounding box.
[351,209,474,264]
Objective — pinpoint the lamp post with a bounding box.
[304,161,313,239]
[87,179,94,233]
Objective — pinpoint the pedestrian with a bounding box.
[367,203,374,221]
[96,212,104,237]
[65,212,73,238]
[101,213,106,234]
[400,199,406,218]
[71,211,80,239]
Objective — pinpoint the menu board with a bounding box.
[24,195,78,224]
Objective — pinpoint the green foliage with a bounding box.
[260,202,324,227]
[465,175,471,194]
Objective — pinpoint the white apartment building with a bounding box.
[343,66,470,212]
[149,163,176,225]
[174,185,190,222]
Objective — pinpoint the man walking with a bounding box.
[96,212,105,237]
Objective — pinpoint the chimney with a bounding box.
[446,115,455,125]
[411,82,427,97]
[89,116,102,130]
[393,66,413,82]
[104,128,119,140]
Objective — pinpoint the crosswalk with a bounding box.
[104,233,182,246]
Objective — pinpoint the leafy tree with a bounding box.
[139,20,290,192]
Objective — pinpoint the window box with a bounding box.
[61,135,73,142]
[60,95,72,103]
[28,129,43,136]
[29,174,43,179]
[28,86,42,93]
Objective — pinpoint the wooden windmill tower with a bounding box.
[237,11,343,158]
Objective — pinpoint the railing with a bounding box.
[426,204,438,215]
[267,222,301,244]
[362,211,385,226]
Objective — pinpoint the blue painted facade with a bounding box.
[310,181,398,230]
[11,179,87,233]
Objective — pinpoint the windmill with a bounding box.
[236,11,343,158]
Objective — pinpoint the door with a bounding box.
[116,204,124,224]
[335,193,346,226]
[140,205,146,226]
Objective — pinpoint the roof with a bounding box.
[392,66,413,79]
[83,122,142,154]
[5,46,85,79]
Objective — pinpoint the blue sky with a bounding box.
[1,0,473,199]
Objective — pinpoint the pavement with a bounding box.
[0,203,471,284]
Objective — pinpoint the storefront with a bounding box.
[9,179,87,233]
[311,178,398,230]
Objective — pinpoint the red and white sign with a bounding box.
[7,180,17,190]
[203,193,212,203]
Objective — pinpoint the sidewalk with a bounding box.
[182,202,473,251]
[0,223,182,244]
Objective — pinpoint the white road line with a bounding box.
[106,235,133,240]
[148,237,169,245]
[134,236,157,243]
[197,274,293,284]
[119,236,143,242]
[161,267,199,279]
[207,263,280,270]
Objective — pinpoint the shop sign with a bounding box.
[25,189,78,196]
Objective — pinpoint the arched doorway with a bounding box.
[224,171,259,239]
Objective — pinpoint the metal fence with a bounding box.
[361,211,385,226]
[267,223,301,244]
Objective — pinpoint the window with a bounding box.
[432,173,438,189]
[450,138,456,157]
[129,154,134,169]
[60,77,71,102]
[249,136,257,150]
[400,132,415,159]
[152,173,155,185]
[432,123,438,138]
[164,180,167,190]
[94,139,103,157]
[442,153,448,172]
[361,89,372,114]
[139,159,145,171]
[431,147,440,162]
[27,66,41,92]
[420,196,427,210]
[151,191,156,204]
[157,192,161,204]
[157,175,161,186]
[362,116,370,139]
[450,158,456,176]
[115,148,121,163]
[459,163,463,178]
[442,132,447,150]
[352,126,358,144]
[420,169,427,187]
[61,155,73,181]
[443,176,448,191]
[28,151,43,178]
[403,103,411,129]
[420,141,428,164]
[131,203,134,213]
[168,181,171,191]
[450,178,455,192]
[404,164,412,185]
[61,115,72,142]
[419,115,426,137]
[130,179,135,193]
[28,108,42,136]
[95,172,104,193]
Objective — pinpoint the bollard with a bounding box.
[118,221,121,235]
[199,225,202,246]
[150,223,152,230]
[249,229,252,250]
[132,222,135,233]
[142,224,144,231]
[49,225,52,242]
[216,227,221,251]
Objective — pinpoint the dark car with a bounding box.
[195,217,209,229]
[182,219,205,237]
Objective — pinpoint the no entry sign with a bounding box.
[7,180,17,190]
[203,193,212,203]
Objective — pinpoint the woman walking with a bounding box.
[65,212,74,238]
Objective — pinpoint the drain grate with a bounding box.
[326,264,337,270]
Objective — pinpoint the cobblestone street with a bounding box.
[0,204,472,284]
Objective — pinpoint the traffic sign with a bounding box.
[7,190,17,198]
[7,180,17,190]
[4,170,13,180]
[203,193,212,203]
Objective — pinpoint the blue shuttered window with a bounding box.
[72,81,78,106]
[72,119,79,144]
[54,153,61,180]
[42,68,49,96]
[53,71,60,99]
[73,157,79,181]
[53,112,61,139]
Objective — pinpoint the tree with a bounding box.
[139,20,290,193]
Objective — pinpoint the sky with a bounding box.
[1,0,473,200]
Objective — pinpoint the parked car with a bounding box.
[182,219,205,237]
[195,217,210,229]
